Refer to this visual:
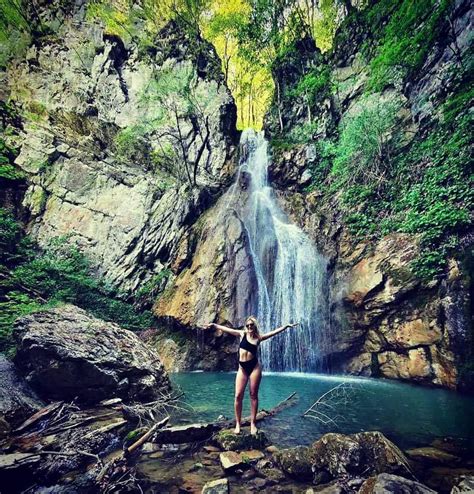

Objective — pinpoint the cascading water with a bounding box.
[236,129,331,372]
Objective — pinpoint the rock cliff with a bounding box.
[2,4,238,295]
[263,0,473,389]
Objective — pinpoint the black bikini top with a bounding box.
[239,332,259,356]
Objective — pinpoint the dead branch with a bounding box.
[126,416,170,455]
[303,382,359,427]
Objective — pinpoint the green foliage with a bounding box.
[0,0,31,67]
[0,207,22,261]
[364,0,453,92]
[113,124,149,164]
[0,161,24,180]
[287,121,318,145]
[0,133,24,181]
[290,66,332,105]
[302,60,472,282]
[135,269,172,307]
[0,292,46,356]
[0,211,158,354]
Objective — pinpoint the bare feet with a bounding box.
[250,423,258,436]
[234,424,241,434]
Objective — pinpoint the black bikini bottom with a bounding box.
[239,358,258,376]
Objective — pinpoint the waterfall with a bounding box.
[237,129,331,372]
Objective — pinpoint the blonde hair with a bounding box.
[245,315,261,341]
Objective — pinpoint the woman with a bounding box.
[204,317,298,435]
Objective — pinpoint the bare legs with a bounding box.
[234,363,262,435]
[249,363,262,435]
[234,367,248,433]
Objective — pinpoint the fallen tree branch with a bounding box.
[126,415,170,455]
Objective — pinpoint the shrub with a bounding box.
[330,93,402,191]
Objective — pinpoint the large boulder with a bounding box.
[0,356,44,430]
[274,432,412,484]
[310,432,411,481]
[13,305,170,403]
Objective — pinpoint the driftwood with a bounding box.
[14,402,64,433]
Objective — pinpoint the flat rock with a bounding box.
[154,423,218,444]
[201,478,228,494]
[219,449,264,472]
[359,473,436,493]
[0,453,41,470]
[220,451,244,471]
[13,305,170,404]
[204,445,221,453]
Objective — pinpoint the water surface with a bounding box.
[171,371,474,451]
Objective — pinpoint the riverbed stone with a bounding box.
[219,449,264,472]
[219,451,245,471]
[13,305,170,403]
[359,473,436,493]
[201,478,229,494]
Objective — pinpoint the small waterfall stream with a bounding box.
[236,129,331,371]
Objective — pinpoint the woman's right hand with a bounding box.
[203,323,216,331]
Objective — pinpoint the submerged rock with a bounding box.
[359,473,436,494]
[13,305,170,403]
[405,446,461,466]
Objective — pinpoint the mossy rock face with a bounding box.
[214,429,269,451]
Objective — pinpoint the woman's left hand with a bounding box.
[286,323,299,329]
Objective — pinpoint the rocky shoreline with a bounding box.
[0,306,473,493]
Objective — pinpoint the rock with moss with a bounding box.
[0,356,44,430]
[214,429,269,451]
[273,445,315,481]
[310,432,412,481]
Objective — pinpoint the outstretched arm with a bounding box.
[203,323,242,337]
[260,323,299,341]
